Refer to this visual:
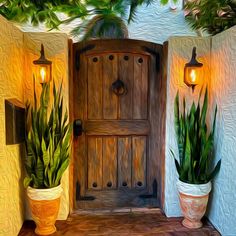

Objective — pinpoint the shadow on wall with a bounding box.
[19,143,27,220]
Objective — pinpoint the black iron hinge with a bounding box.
[75,44,95,71]
[142,46,160,72]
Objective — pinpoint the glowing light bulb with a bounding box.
[40,67,46,83]
[190,69,196,83]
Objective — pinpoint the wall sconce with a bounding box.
[33,44,52,84]
[184,47,203,92]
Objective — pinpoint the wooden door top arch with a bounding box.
[74,39,163,71]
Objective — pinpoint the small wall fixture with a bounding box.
[184,47,203,92]
[33,44,52,84]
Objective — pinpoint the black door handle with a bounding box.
[73,119,83,137]
[111,79,127,96]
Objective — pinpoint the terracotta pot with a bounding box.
[27,185,63,235]
[177,180,211,229]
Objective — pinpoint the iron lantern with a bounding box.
[33,44,52,84]
[184,47,203,92]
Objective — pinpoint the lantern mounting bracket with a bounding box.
[33,44,52,65]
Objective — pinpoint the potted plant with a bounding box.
[172,88,221,229]
[24,81,72,235]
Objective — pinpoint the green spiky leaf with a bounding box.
[171,88,221,184]
[24,79,72,188]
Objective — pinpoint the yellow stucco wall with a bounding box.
[0,16,70,236]
[0,16,25,236]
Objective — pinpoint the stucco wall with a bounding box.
[165,28,236,235]
[0,16,70,235]
[23,32,70,220]
[164,36,211,216]
[207,26,236,235]
[128,1,197,43]
[0,16,25,236]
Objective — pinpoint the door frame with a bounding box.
[69,39,168,212]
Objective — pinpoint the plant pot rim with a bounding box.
[177,179,211,197]
[27,184,63,201]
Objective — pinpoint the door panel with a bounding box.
[102,137,117,189]
[88,137,103,190]
[132,136,147,188]
[72,39,165,209]
[87,55,103,119]
[133,55,148,119]
[103,54,118,119]
[118,137,132,188]
[118,53,134,119]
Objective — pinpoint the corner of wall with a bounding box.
[164,36,211,217]
[206,25,236,235]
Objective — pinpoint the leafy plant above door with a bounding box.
[0,0,176,40]
[184,0,236,35]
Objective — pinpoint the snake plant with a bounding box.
[24,80,72,189]
[172,88,221,184]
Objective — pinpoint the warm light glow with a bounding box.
[40,67,46,83]
[190,69,196,83]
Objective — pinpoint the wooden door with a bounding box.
[71,39,166,210]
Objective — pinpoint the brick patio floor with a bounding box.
[19,208,220,236]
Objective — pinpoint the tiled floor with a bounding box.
[19,208,220,236]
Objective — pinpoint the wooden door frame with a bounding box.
[69,39,167,212]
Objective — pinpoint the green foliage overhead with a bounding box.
[24,80,72,189]
[0,0,74,28]
[184,0,236,35]
[172,88,221,184]
[0,0,174,39]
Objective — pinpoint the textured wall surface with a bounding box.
[165,28,236,235]
[18,1,197,44]
[0,16,70,236]
[0,16,25,236]
[128,1,197,43]
[164,36,211,216]
[207,26,236,236]
[23,32,70,220]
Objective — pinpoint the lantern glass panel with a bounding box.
[35,64,51,84]
[184,66,202,86]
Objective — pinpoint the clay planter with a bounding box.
[27,185,63,235]
[177,180,211,229]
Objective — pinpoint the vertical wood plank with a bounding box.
[132,136,147,188]
[133,55,148,119]
[87,55,103,119]
[103,137,117,189]
[118,137,132,188]
[147,45,165,206]
[88,137,103,190]
[103,54,118,119]
[119,53,133,119]
[74,52,88,199]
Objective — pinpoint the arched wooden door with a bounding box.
[71,39,167,210]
